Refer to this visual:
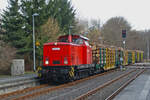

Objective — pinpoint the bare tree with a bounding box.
[142,30,150,59]
[90,19,101,30]
[38,18,60,42]
[74,18,89,34]
[126,30,144,50]
[86,28,102,44]
[0,41,16,75]
[101,16,131,46]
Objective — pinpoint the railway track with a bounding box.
[1,67,145,100]
[0,69,116,100]
[30,68,136,100]
[105,69,145,100]
[75,69,145,100]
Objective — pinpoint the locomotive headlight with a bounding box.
[64,57,68,64]
[45,58,49,65]
[45,61,49,65]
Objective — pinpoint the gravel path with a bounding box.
[33,67,135,100]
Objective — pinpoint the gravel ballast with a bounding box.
[33,67,138,100]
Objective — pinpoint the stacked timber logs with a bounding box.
[90,42,144,71]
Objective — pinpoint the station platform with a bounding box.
[0,73,37,84]
[113,69,150,100]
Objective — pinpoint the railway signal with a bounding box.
[122,30,126,38]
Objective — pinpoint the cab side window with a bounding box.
[85,41,89,46]
[72,38,83,45]
[75,38,83,45]
[59,38,68,42]
[72,38,77,43]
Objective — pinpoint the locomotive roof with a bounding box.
[59,34,89,41]
[79,35,89,40]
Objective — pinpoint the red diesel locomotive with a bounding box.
[40,34,95,82]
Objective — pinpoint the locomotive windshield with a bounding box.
[72,38,83,44]
[59,37,84,44]
[59,37,69,42]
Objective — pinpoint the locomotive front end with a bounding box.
[43,43,71,67]
[41,42,73,81]
[39,34,93,82]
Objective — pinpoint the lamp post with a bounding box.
[32,13,39,71]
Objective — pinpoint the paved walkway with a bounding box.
[113,70,150,100]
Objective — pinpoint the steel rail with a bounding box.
[75,69,137,100]
[105,69,146,100]
[11,69,117,100]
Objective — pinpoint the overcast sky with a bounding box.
[1,0,150,30]
[71,0,150,30]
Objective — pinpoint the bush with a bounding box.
[0,41,16,75]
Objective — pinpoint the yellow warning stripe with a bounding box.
[37,66,42,78]
[69,67,74,77]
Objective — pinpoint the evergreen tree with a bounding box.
[47,0,76,33]
[1,0,26,54]
[36,18,60,64]
[20,0,76,56]
[20,0,48,54]
[1,0,76,68]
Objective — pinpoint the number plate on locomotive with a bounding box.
[52,48,60,50]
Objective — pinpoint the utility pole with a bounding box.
[123,39,126,50]
[122,29,126,66]
[122,29,126,50]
